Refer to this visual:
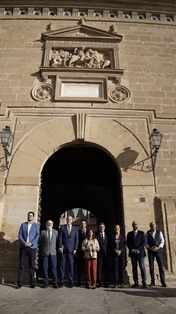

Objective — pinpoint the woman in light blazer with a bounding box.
[81,228,100,289]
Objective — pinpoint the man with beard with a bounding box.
[146,222,167,287]
[127,221,147,288]
[39,220,58,288]
[17,211,39,289]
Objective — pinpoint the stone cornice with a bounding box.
[1,0,176,14]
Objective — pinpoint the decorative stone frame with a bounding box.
[37,23,126,104]
[55,76,108,102]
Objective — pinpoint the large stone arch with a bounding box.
[7,115,153,185]
[3,114,155,243]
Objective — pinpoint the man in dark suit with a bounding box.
[17,211,39,289]
[127,221,147,288]
[58,216,78,288]
[146,222,167,287]
[77,219,87,287]
[39,220,58,288]
[95,222,109,288]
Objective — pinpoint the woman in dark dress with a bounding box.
[110,224,126,288]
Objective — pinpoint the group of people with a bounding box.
[16,212,167,289]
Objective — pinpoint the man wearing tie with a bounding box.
[127,221,147,288]
[58,216,78,288]
[146,222,167,287]
[95,222,109,288]
[77,219,87,287]
[39,220,58,288]
[17,211,39,289]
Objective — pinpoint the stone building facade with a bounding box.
[0,0,176,283]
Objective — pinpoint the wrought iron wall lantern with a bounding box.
[0,126,13,169]
[129,128,162,172]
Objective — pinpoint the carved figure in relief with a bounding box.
[49,47,111,69]
[86,50,110,69]
[50,49,71,67]
[69,46,86,67]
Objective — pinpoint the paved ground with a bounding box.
[0,281,176,314]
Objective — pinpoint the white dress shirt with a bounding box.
[27,223,32,242]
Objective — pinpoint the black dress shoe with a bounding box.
[16,285,22,289]
[132,283,139,288]
[162,283,167,287]
[77,283,82,287]
[142,283,147,288]
[149,282,155,287]
[105,284,109,288]
[30,284,36,288]
[53,283,58,288]
[43,283,48,288]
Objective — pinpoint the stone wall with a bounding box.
[0,0,175,282]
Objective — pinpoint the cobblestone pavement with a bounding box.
[0,282,176,314]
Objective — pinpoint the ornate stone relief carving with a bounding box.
[31,83,54,102]
[108,85,130,103]
[50,47,111,69]
[31,23,127,104]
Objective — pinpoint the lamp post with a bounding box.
[149,128,162,171]
[149,129,163,170]
[150,128,162,149]
[0,126,13,168]
[128,128,162,172]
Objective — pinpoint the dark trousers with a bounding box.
[42,254,58,283]
[97,253,109,285]
[148,250,165,284]
[59,251,74,284]
[18,248,36,286]
[131,254,146,284]
[113,253,125,284]
[77,252,86,284]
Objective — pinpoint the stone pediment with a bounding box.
[42,24,122,44]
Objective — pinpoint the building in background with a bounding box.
[0,0,175,283]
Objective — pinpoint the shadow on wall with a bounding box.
[0,231,19,253]
[0,232,19,282]
[116,147,139,171]
[153,197,168,270]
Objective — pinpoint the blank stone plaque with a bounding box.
[61,83,102,98]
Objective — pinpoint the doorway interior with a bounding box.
[39,142,124,234]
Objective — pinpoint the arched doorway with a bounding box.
[40,142,124,234]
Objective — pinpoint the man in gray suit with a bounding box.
[39,220,58,288]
